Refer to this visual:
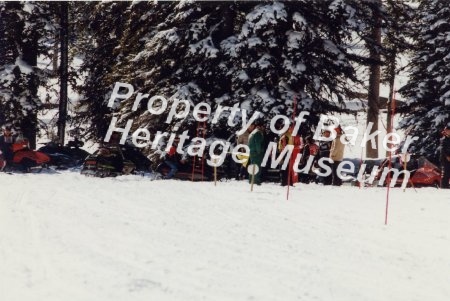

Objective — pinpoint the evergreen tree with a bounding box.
[76,1,377,145]
[0,2,54,148]
[71,1,133,141]
[399,0,450,161]
[382,0,415,156]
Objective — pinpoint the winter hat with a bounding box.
[305,136,315,144]
[253,118,264,127]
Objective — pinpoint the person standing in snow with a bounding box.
[247,119,265,185]
[330,126,345,186]
[317,129,333,185]
[440,122,450,189]
[278,126,299,186]
[0,126,15,165]
[236,131,250,180]
[299,136,319,183]
[163,137,186,179]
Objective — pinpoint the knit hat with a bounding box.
[253,118,264,127]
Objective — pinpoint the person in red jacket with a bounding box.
[299,136,318,183]
[278,126,302,186]
[163,137,185,179]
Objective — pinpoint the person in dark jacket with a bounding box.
[248,119,265,185]
[440,122,450,189]
[317,130,333,185]
[0,126,15,163]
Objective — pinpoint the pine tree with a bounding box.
[71,1,133,141]
[0,2,54,148]
[75,1,376,145]
[382,0,415,156]
[399,0,450,162]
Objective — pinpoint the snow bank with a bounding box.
[1,171,449,301]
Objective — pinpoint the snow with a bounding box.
[220,36,240,57]
[251,54,272,70]
[189,37,219,58]
[244,2,288,34]
[1,172,449,301]
[292,12,307,28]
[284,59,306,75]
[15,57,33,74]
[323,39,341,56]
[237,71,249,81]
[286,30,306,49]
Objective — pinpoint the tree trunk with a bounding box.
[53,37,59,74]
[22,35,38,149]
[58,1,69,146]
[366,0,382,158]
[385,49,396,157]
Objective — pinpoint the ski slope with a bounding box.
[1,171,449,301]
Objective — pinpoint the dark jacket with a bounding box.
[0,134,15,161]
[318,140,332,159]
[440,135,450,164]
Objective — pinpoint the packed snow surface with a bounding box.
[1,171,449,301]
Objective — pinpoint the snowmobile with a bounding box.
[0,139,51,173]
[374,155,441,188]
[80,143,151,177]
[38,139,90,169]
[156,155,227,181]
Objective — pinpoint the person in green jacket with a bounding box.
[247,119,265,185]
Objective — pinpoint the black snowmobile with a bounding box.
[155,147,229,181]
[81,143,151,177]
[38,139,90,169]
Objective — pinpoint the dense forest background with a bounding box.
[0,1,449,160]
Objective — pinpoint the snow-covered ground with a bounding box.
[1,171,449,301]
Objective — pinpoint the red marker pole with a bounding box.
[385,89,396,225]
[287,96,298,200]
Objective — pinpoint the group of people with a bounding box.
[240,120,450,189]
[3,120,450,189]
[236,119,346,187]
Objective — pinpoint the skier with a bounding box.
[440,122,450,189]
[248,119,265,185]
